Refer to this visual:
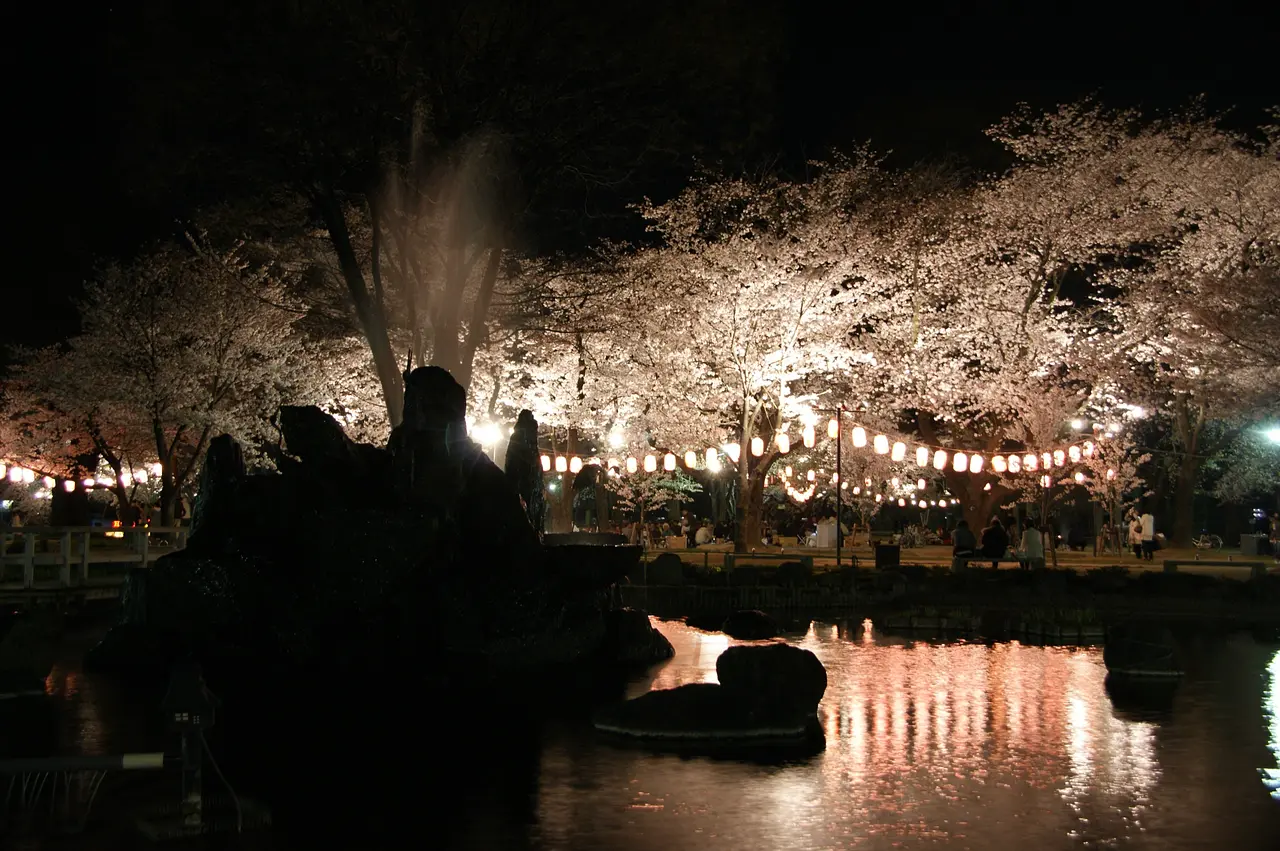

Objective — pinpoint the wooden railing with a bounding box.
[0,525,188,592]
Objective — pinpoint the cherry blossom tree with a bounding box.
[605,468,702,532]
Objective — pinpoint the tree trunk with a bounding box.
[735,471,766,553]
[593,468,610,531]
[1172,452,1202,547]
[548,429,578,534]
[315,190,405,427]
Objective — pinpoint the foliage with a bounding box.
[605,469,702,524]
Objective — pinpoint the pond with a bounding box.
[5,620,1279,849]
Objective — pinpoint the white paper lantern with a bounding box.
[916,446,929,466]
[890,441,906,462]
[684,450,697,468]
[1053,449,1065,468]
[570,457,583,473]
[22,469,35,484]
[42,476,55,488]
[1083,441,1095,458]
[1074,471,1084,483]
[853,486,861,495]
[1023,454,1038,472]
[1106,468,1116,480]
[663,453,676,471]
[540,455,551,472]
[1040,475,1052,489]
[644,455,657,473]
[875,494,882,502]
[776,433,791,454]
[555,456,568,473]
[933,450,947,470]
[626,457,638,474]
[952,452,968,473]
[83,478,94,488]
[992,455,1007,473]
[1042,452,1053,469]
[852,426,867,447]
[806,470,816,482]
[1068,445,1081,463]
[897,498,906,507]
[970,454,984,474]
[750,437,764,457]
[918,500,927,508]
[802,425,816,448]
[63,479,75,492]
[1008,455,1022,473]
[828,419,840,439]
[725,443,741,463]
[917,478,926,490]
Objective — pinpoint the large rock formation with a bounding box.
[86,367,660,684]
[592,642,826,750]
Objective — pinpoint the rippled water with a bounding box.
[4,620,1279,849]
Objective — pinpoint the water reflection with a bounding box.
[538,619,1280,850]
[1263,649,1280,800]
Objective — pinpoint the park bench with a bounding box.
[1162,559,1269,580]
[954,556,1027,571]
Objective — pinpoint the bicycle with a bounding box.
[1191,531,1223,550]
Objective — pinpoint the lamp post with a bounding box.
[835,405,843,570]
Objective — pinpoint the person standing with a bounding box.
[1128,512,1143,559]
[1140,508,1156,561]
[1020,523,1046,570]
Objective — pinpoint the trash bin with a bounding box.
[1240,534,1264,556]
[875,543,900,570]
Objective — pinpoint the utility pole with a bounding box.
[835,405,843,569]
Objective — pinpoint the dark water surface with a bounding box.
[4,620,1279,849]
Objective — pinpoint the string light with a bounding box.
[663,453,676,471]
[873,434,890,455]
[890,441,906,461]
[852,426,866,447]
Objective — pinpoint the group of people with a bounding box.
[951,516,1048,569]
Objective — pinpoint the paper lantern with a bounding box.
[853,486,861,495]
[750,437,764,457]
[1074,471,1084,483]
[663,453,676,471]
[939,499,948,507]
[119,473,132,487]
[992,455,1007,473]
[135,468,148,483]
[1053,449,1065,467]
[897,498,906,507]
[983,483,992,491]
[1082,441,1095,458]
[609,431,626,449]
[832,472,839,483]
[1023,454,1038,472]
[707,450,722,473]
[917,478,926,490]
[725,443,741,463]
[607,457,620,470]
[875,494,882,502]
[570,457,584,473]
[684,450,697,468]
[42,476,55,488]
[644,455,657,473]
[776,433,791,453]
[828,419,839,439]
[916,446,929,466]
[1008,455,1021,473]
[933,450,947,470]
[62,479,75,492]
[540,455,551,472]
[1068,445,1081,463]
[626,457,638,474]
[873,434,889,455]
[952,452,968,473]
[554,456,568,473]
[1042,452,1053,469]
[9,467,22,483]
[0,463,6,478]
[890,441,906,461]
[82,478,94,488]
[891,477,900,487]
[841,482,847,490]
[970,454,984,474]
[806,470,816,482]
[1106,468,1116,480]
[150,462,162,477]
[22,469,35,484]
[852,426,867,447]
[1040,475,1052,489]
[918,500,927,508]
[801,424,815,448]
[97,476,112,487]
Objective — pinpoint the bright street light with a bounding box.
[1265,427,1280,445]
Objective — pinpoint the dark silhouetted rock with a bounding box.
[504,410,544,534]
[776,561,812,586]
[645,552,685,585]
[187,434,246,553]
[721,609,778,640]
[593,643,826,750]
[604,609,674,667]
[1103,622,1182,677]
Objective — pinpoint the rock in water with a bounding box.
[604,609,675,667]
[504,410,545,535]
[1103,622,1182,677]
[593,643,826,750]
[722,609,777,639]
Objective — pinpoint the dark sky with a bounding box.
[5,3,1277,354]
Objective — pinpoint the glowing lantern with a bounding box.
[828,419,840,439]
[663,453,676,472]
[150,462,162,477]
[933,450,947,470]
[8,467,22,483]
[782,465,791,477]
[915,446,929,467]
[62,480,74,492]
[970,454,984,474]
[570,457,584,474]
[1040,475,1052,489]
[1082,441,1095,458]
[1106,468,1116,480]
[776,433,791,454]
[553,456,567,473]
[540,455,551,472]
[890,441,906,461]
[806,470,816,482]
[875,494,882,502]
[684,450,697,468]
[1053,449,1065,467]
[0,463,6,478]
[852,426,867,447]
[1008,455,1021,473]
[1074,471,1085,483]
[939,499,948,507]
[852,486,861,495]
[983,483,992,491]
[915,478,926,490]
[1042,452,1053,469]
[120,473,133,487]
[725,443,741,463]
[22,469,35,484]
[865,477,872,486]
[750,437,764,457]
[83,478,94,488]
[802,425,816,448]
[891,477,900,487]
[953,452,968,473]
[644,455,657,473]
[841,482,847,490]
[873,435,889,455]
[1068,445,1081,463]
[897,498,906,507]
[135,468,148,483]
[1023,454,1038,472]
[626,457,638,474]
[607,457,621,471]
[918,500,927,508]
[707,450,722,473]
[42,476,55,488]
[992,455,1007,473]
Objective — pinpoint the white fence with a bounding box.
[0,525,188,592]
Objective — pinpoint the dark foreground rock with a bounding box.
[0,609,60,697]
[1103,622,1182,677]
[84,366,651,687]
[593,643,826,750]
[722,609,778,640]
[604,609,675,667]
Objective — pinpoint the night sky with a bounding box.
[6,3,1277,354]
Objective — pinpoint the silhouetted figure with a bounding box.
[980,517,1009,568]
[504,410,544,535]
